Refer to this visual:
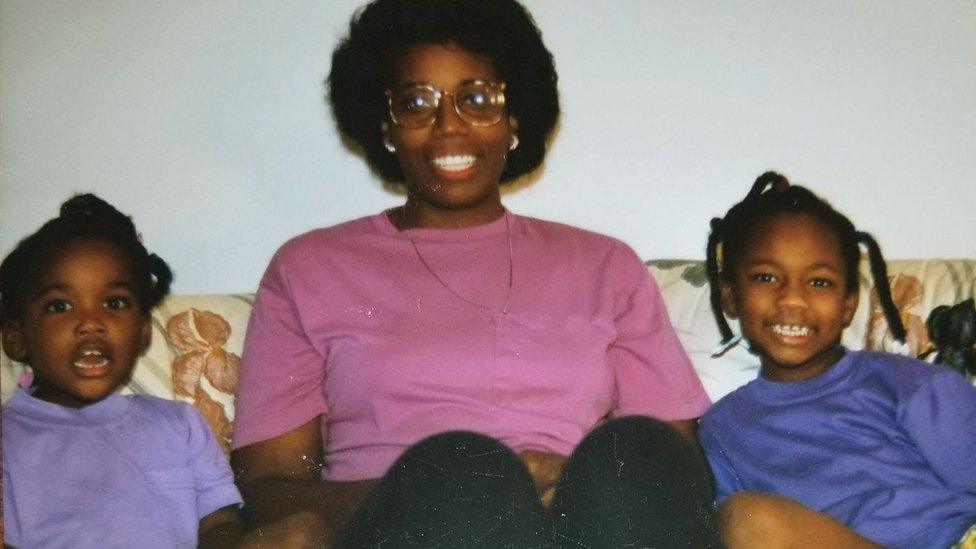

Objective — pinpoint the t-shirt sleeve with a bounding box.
[899,368,976,492]
[3,411,23,547]
[610,248,711,420]
[181,404,243,518]
[698,416,742,503]
[231,249,330,450]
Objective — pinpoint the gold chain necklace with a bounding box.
[406,214,514,315]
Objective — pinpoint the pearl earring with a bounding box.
[384,138,396,153]
[509,134,519,151]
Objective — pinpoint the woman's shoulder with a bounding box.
[280,213,383,252]
[515,214,640,261]
[267,212,390,270]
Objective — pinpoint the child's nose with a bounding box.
[777,282,808,308]
[75,310,107,336]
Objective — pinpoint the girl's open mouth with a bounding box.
[73,348,110,376]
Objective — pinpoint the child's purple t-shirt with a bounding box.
[232,211,710,480]
[699,350,976,548]
[3,389,242,548]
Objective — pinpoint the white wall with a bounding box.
[2,1,974,294]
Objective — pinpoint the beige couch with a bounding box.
[3,258,975,457]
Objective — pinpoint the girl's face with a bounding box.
[721,213,858,382]
[2,238,150,407]
[385,42,517,228]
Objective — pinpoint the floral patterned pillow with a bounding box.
[166,308,240,454]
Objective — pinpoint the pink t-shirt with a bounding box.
[232,211,709,480]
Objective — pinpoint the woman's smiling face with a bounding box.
[722,213,859,382]
[386,42,516,228]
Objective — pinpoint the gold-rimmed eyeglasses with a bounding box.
[386,80,506,129]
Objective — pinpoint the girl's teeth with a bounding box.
[74,357,108,369]
[74,350,108,368]
[431,155,476,171]
[773,324,811,337]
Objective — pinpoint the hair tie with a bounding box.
[711,334,741,358]
[887,339,911,356]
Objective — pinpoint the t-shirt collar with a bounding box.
[6,387,131,426]
[374,208,516,242]
[747,348,856,403]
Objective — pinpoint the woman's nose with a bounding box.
[432,95,466,134]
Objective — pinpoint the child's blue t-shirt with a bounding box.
[699,350,976,549]
[3,388,242,548]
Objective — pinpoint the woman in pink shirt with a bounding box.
[231,0,716,546]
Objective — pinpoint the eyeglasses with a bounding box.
[386,80,506,129]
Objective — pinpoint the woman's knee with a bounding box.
[571,415,709,485]
[578,415,687,457]
[387,430,532,492]
[403,430,512,460]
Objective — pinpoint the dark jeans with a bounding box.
[334,416,720,548]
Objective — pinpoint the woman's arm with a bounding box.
[664,418,698,444]
[231,417,376,546]
[608,247,711,425]
[519,450,567,508]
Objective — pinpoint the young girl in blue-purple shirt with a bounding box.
[698,172,976,549]
[1,194,244,547]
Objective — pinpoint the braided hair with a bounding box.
[705,171,906,352]
[0,194,172,326]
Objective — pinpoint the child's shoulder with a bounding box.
[851,350,970,391]
[702,349,967,423]
[700,383,752,426]
[123,394,205,430]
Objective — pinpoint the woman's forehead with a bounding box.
[392,42,498,86]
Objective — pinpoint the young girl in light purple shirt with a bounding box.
[1,194,243,548]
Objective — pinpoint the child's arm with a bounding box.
[718,492,882,549]
[179,404,246,546]
[697,419,743,502]
[198,505,245,548]
[899,368,976,491]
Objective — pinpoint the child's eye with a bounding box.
[43,300,72,313]
[809,278,835,288]
[750,273,777,283]
[103,296,131,310]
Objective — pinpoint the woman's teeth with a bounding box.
[431,155,476,172]
[772,324,811,338]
